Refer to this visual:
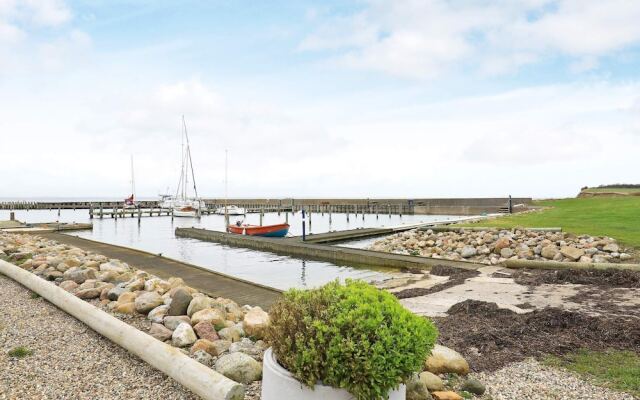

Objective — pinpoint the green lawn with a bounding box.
[545,350,640,397]
[582,187,640,194]
[467,197,640,249]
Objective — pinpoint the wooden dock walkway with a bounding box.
[37,233,282,309]
[175,227,482,271]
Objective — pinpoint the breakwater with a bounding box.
[175,227,480,271]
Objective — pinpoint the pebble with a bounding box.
[0,274,198,399]
[475,358,637,400]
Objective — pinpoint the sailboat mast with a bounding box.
[225,149,228,216]
[176,119,186,200]
[182,116,199,199]
[183,116,188,200]
[130,155,136,200]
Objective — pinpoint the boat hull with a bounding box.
[214,207,246,216]
[227,223,289,237]
[173,210,198,217]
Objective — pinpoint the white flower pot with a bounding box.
[261,348,407,400]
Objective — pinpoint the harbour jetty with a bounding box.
[175,224,482,271]
[1,197,532,215]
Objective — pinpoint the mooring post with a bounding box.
[9,212,14,221]
[302,208,306,241]
[308,210,312,232]
[259,211,263,226]
[509,195,513,214]
[285,211,289,224]
[58,207,61,217]
[138,206,141,224]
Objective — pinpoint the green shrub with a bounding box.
[8,346,33,358]
[266,280,438,400]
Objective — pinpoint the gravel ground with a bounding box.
[0,274,198,400]
[474,358,638,400]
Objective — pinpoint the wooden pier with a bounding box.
[1,197,533,216]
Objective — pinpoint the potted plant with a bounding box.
[262,280,438,400]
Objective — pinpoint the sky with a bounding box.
[0,0,639,199]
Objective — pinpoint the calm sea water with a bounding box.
[0,208,460,289]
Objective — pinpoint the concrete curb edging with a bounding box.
[505,259,640,271]
[0,259,244,400]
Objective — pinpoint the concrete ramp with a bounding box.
[37,233,282,309]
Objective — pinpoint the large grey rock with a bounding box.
[55,262,71,273]
[134,291,164,314]
[419,371,444,391]
[560,246,585,261]
[500,248,514,258]
[107,286,130,301]
[229,338,262,359]
[164,315,191,331]
[63,267,96,284]
[191,308,226,327]
[172,323,197,347]
[125,278,145,291]
[99,261,127,274]
[149,323,173,341]
[425,344,469,375]
[75,287,102,299]
[461,378,486,395]
[187,296,213,317]
[406,374,432,400]
[59,280,79,292]
[148,305,169,324]
[168,288,192,316]
[603,243,620,253]
[218,326,241,343]
[210,340,232,356]
[192,350,215,367]
[243,307,269,339]
[44,269,63,281]
[459,246,477,258]
[214,352,262,384]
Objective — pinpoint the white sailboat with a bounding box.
[173,116,205,217]
[214,205,246,215]
[123,155,137,209]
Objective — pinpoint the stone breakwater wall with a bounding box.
[0,232,269,387]
[369,228,634,265]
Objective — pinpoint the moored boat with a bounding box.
[227,223,290,237]
[171,116,204,217]
[214,205,246,215]
[173,204,199,217]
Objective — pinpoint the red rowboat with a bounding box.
[227,223,290,237]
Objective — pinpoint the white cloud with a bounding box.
[301,0,640,79]
[3,77,636,198]
[0,0,83,73]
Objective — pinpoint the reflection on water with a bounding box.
[0,209,460,289]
